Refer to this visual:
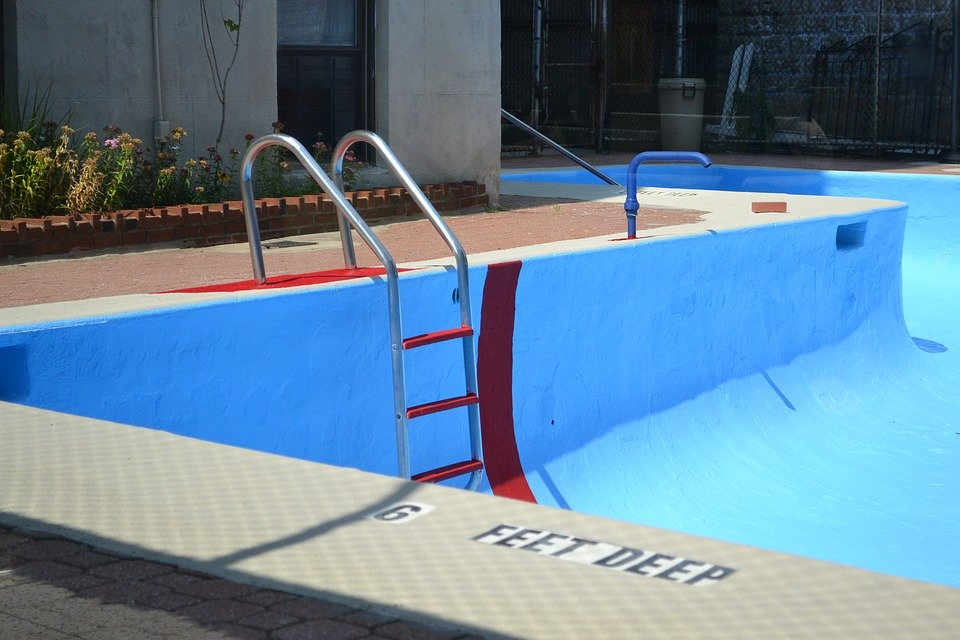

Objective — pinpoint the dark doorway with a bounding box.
[277,0,371,150]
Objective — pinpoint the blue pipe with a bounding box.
[624,151,712,238]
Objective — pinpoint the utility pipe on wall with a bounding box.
[151,0,170,138]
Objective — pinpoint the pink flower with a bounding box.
[104,138,119,149]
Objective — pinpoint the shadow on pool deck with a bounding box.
[0,520,491,640]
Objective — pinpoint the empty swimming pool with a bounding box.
[1,165,957,588]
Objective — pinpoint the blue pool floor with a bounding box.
[507,165,960,588]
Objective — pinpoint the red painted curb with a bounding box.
[158,267,406,293]
[477,261,537,503]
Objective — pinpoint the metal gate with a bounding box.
[501,0,718,151]
[502,0,958,157]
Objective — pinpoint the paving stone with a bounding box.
[270,595,352,620]
[236,609,300,631]
[210,623,270,640]
[89,559,173,582]
[272,618,369,640]
[0,531,30,552]
[9,560,83,582]
[148,569,207,590]
[238,588,298,607]
[175,566,215,578]
[0,580,87,611]
[49,572,112,592]
[174,598,264,625]
[175,577,261,600]
[11,538,85,560]
[376,620,462,640]
[0,569,35,588]
[0,611,76,639]
[78,580,199,611]
[59,550,120,569]
[337,609,397,629]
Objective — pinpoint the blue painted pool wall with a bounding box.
[510,205,910,497]
[0,169,916,490]
[0,268,489,479]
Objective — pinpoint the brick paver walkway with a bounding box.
[0,523,483,640]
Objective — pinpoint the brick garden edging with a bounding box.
[0,181,487,259]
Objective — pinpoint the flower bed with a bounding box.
[0,181,486,259]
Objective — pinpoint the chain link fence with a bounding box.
[502,0,957,157]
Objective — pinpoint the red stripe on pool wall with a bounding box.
[477,261,537,504]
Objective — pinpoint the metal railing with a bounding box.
[501,109,622,186]
[331,130,483,491]
[238,132,483,491]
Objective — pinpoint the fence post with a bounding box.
[944,0,960,162]
[531,0,545,132]
[872,0,883,154]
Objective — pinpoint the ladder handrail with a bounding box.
[331,130,483,491]
[239,132,483,491]
[239,133,399,284]
[239,134,411,481]
[331,130,475,329]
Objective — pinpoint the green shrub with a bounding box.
[732,89,775,142]
[247,122,364,198]
[0,116,365,220]
[0,125,76,218]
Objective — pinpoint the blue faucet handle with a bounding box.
[623,151,712,240]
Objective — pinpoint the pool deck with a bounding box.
[2,153,960,638]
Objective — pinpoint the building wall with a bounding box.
[12,0,277,158]
[9,1,502,200]
[375,0,501,203]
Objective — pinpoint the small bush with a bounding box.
[249,122,364,198]
[0,116,365,220]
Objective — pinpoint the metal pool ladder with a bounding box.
[239,131,483,491]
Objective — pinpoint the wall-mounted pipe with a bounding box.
[151,0,169,138]
[623,151,712,239]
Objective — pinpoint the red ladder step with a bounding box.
[412,459,484,483]
[406,393,479,419]
[402,326,473,350]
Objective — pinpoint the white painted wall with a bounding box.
[9,1,502,201]
[375,0,501,203]
[12,0,277,158]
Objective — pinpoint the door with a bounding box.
[277,0,371,150]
